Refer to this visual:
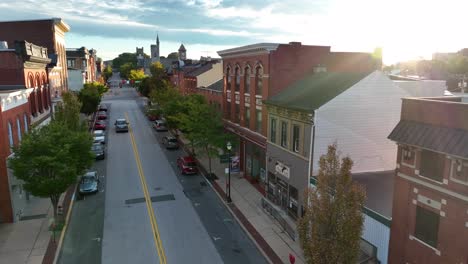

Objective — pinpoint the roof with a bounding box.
[206,79,223,91]
[352,170,394,219]
[186,63,213,77]
[265,72,370,112]
[179,44,186,51]
[388,120,468,159]
[217,43,280,57]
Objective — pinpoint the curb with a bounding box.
[199,170,283,264]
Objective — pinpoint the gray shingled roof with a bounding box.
[206,79,223,91]
[388,120,468,158]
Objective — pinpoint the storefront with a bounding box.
[266,172,299,220]
[244,141,266,189]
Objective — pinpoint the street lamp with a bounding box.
[226,141,232,203]
[459,77,467,93]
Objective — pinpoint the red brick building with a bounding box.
[388,97,468,263]
[0,40,51,223]
[0,18,71,98]
[217,42,380,190]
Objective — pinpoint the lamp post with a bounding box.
[459,75,467,94]
[226,141,232,203]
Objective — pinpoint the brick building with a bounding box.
[0,18,70,98]
[0,40,51,223]
[66,47,99,91]
[388,97,468,263]
[217,42,381,191]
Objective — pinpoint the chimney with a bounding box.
[289,41,302,46]
[0,41,8,49]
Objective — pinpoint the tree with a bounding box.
[119,62,135,79]
[9,121,94,221]
[167,52,179,60]
[298,144,366,264]
[103,65,113,82]
[137,62,171,97]
[112,52,137,69]
[54,92,87,131]
[78,84,101,115]
[128,69,146,83]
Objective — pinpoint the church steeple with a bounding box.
[150,33,160,63]
[157,34,159,45]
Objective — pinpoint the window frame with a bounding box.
[235,67,240,92]
[401,147,416,167]
[450,159,468,186]
[16,118,21,142]
[244,67,250,93]
[419,150,444,183]
[414,205,439,248]
[255,109,262,133]
[280,121,288,148]
[244,106,250,128]
[270,118,277,143]
[255,66,263,96]
[7,121,13,148]
[292,124,300,153]
[23,114,28,133]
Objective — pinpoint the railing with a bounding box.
[261,197,296,241]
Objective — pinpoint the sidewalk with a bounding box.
[0,197,52,264]
[178,136,305,264]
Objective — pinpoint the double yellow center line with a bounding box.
[125,112,167,264]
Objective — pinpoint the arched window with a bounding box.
[16,118,21,142]
[235,67,240,92]
[7,122,13,147]
[255,66,263,95]
[226,67,231,90]
[24,114,28,133]
[244,66,251,93]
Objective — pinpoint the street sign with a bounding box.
[219,154,230,163]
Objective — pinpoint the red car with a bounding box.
[97,111,107,120]
[94,120,106,130]
[177,156,198,175]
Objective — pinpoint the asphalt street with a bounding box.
[57,73,267,264]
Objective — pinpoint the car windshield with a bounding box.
[168,138,177,143]
[91,145,102,151]
[94,131,103,136]
[81,176,95,183]
[116,120,126,125]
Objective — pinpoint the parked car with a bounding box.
[93,130,105,144]
[162,136,179,149]
[153,120,168,132]
[177,156,198,175]
[94,120,106,130]
[79,171,99,195]
[91,143,105,160]
[97,111,107,120]
[99,104,108,112]
[115,118,129,133]
[147,114,158,121]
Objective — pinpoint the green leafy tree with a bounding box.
[112,52,137,69]
[54,92,87,131]
[103,65,113,82]
[128,69,146,83]
[138,62,171,97]
[9,121,94,220]
[78,84,101,115]
[298,144,366,264]
[447,55,468,74]
[167,52,179,60]
[120,62,135,80]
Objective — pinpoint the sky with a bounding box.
[1,0,467,65]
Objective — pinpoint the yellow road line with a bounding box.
[125,112,167,264]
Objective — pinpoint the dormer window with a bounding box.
[401,147,415,167]
[450,159,468,185]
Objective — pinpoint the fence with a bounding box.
[261,197,296,241]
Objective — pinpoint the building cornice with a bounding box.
[217,43,280,58]
[0,88,33,112]
[53,18,70,33]
[266,104,313,123]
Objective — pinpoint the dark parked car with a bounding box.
[115,118,129,133]
[99,104,108,112]
[79,171,99,195]
[177,156,198,175]
[97,111,107,120]
[153,120,168,132]
[91,143,105,160]
[94,120,106,130]
[162,136,179,149]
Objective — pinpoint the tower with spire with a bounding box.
[150,34,160,63]
[178,43,186,61]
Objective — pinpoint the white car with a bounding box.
[93,130,106,144]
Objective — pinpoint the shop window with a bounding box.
[255,66,263,96]
[281,121,288,148]
[255,109,262,133]
[451,159,468,185]
[292,124,300,153]
[16,118,21,142]
[235,67,240,92]
[414,206,439,248]
[270,118,277,143]
[420,150,444,182]
[245,106,250,128]
[244,67,250,93]
[289,186,299,219]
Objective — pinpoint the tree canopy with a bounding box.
[112,52,137,69]
[9,113,94,221]
[78,83,102,115]
[298,144,366,264]
[103,65,113,82]
[119,62,136,80]
[128,69,146,82]
[54,92,87,131]
[167,52,179,60]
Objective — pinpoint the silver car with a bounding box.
[79,171,99,195]
[115,118,129,133]
[93,130,105,144]
[153,120,168,132]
